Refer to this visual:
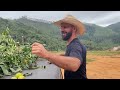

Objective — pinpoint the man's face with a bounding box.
[60,23,74,41]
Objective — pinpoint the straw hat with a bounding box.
[53,15,85,35]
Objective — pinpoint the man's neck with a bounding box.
[67,36,77,45]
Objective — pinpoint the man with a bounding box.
[32,15,87,79]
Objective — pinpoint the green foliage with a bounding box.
[87,51,120,56]
[0,17,120,51]
[81,24,120,50]
[86,58,95,64]
[0,28,38,77]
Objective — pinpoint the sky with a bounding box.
[0,11,120,27]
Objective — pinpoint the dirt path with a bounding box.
[87,55,120,79]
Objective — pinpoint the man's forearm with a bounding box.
[44,51,80,72]
[31,42,80,71]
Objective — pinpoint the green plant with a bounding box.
[0,27,38,78]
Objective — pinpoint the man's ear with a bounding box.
[73,26,77,33]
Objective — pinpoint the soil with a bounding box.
[87,54,120,79]
[61,54,120,79]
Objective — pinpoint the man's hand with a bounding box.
[32,42,48,58]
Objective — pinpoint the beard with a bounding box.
[61,31,72,41]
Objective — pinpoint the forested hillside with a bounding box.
[0,17,120,51]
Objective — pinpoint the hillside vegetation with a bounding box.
[0,17,120,51]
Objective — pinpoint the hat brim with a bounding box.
[53,19,85,35]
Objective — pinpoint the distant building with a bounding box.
[111,46,120,51]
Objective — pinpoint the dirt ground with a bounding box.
[87,54,120,79]
[61,54,120,79]
[58,51,120,79]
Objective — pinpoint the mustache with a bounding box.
[62,32,72,41]
[61,31,67,34]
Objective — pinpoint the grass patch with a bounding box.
[55,51,120,57]
[86,58,95,64]
[87,51,120,56]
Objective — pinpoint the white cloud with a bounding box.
[69,11,120,27]
[0,11,120,27]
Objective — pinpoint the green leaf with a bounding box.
[10,67,22,73]
[0,74,3,78]
[15,67,22,72]
[0,62,4,65]
[0,65,11,75]
[10,68,16,73]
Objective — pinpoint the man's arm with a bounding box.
[46,52,80,72]
[32,43,81,72]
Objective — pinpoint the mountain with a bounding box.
[20,16,52,24]
[107,22,120,33]
[78,23,118,50]
[0,17,120,51]
[0,17,66,51]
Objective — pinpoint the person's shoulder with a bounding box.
[70,42,82,51]
[70,40,80,47]
[74,40,87,51]
[68,38,85,50]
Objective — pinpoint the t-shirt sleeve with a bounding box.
[69,46,83,64]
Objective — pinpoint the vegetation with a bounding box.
[0,17,66,51]
[87,51,120,56]
[0,17,120,51]
[86,58,95,64]
[0,28,38,77]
